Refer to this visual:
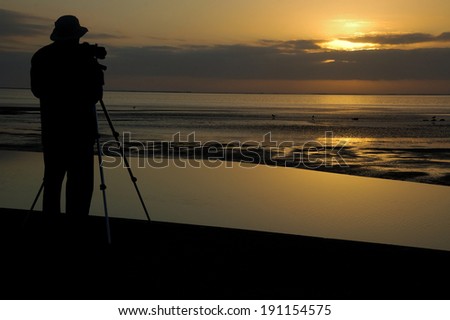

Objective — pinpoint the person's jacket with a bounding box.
[31,41,104,146]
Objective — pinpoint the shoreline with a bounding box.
[2,145,450,187]
[1,207,449,299]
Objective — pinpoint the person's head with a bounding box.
[50,15,88,43]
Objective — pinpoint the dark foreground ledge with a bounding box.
[1,207,449,300]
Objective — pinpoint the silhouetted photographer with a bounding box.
[31,15,106,215]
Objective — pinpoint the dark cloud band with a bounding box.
[108,44,450,81]
[343,32,450,45]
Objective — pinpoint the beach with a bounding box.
[1,207,449,299]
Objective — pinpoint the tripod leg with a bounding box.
[23,179,45,228]
[99,99,151,222]
[96,136,111,244]
[30,180,44,212]
[95,104,112,244]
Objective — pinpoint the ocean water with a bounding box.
[1,88,450,184]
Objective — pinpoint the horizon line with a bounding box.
[1,86,450,96]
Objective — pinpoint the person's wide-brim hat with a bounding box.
[50,15,88,41]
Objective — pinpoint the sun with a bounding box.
[319,19,379,51]
[321,39,379,51]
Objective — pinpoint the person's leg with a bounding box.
[66,143,94,215]
[42,149,67,214]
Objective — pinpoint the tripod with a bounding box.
[30,99,151,244]
[96,99,151,221]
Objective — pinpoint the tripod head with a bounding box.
[81,42,107,71]
[81,42,107,59]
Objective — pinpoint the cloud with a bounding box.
[85,32,126,40]
[0,8,50,39]
[317,48,450,80]
[343,32,450,45]
[2,40,450,89]
[259,39,322,51]
[106,43,450,81]
[437,32,450,41]
[0,9,121,48]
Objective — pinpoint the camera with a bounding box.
[81,42,107,60]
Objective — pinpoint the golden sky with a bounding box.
[1,0,450,93]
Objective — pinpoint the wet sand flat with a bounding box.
[1,150,450,252]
